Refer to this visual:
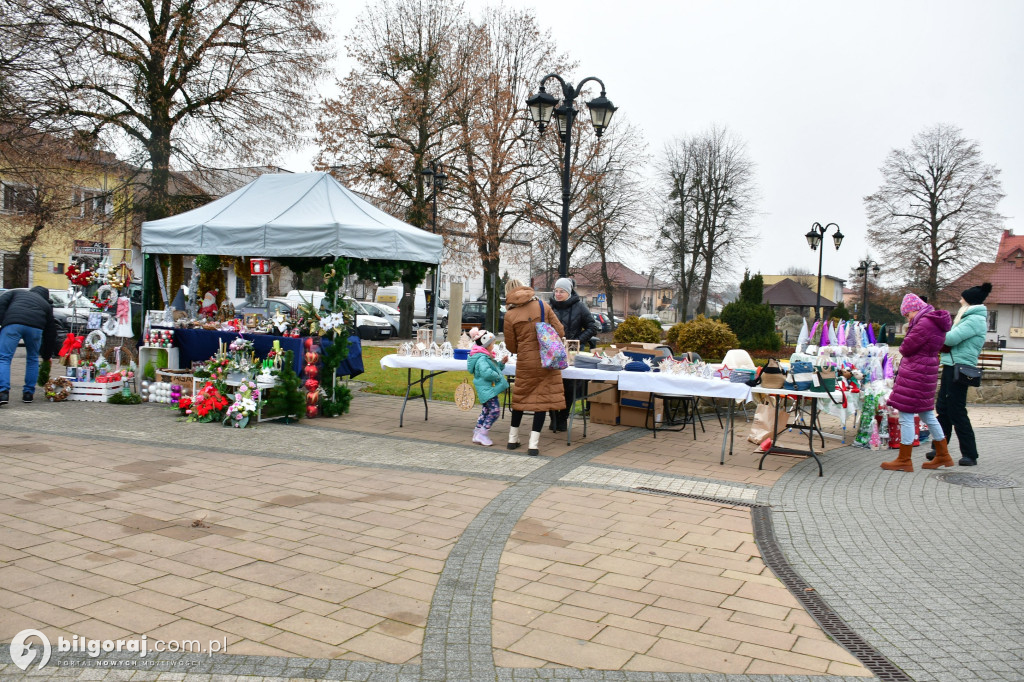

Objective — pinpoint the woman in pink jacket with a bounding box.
[881,293,953,472]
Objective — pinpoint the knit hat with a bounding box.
[900,293,928,317]
[961,282,992,306]
[553,277,573,295]
[468,327,495,348]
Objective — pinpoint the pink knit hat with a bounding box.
[900,293,928,316]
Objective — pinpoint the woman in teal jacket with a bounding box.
[931,283,991,466]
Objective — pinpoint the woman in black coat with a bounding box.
[548,277,600,432]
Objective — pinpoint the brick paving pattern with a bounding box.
[1,351,1020,680]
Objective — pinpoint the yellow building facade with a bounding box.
[1,143,134,290]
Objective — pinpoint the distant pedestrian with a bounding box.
[0,286,58,405]
[503,279,565,456]
[548,277,599,432]
[929,282,992,467]
[466,327,508,447]
[881,293,952,472]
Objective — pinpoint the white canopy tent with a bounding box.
[141,172,443,264]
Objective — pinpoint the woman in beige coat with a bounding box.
[503,280,565,455]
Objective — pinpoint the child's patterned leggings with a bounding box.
[476,397,500,430]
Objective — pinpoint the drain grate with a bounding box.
[933,472,1018,488]
[636,486,759,507]
[751,506,913,681]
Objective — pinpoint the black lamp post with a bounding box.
[421,161,447,332]
[804,222,844,321]
[526,73,617,277]
[855,258,881,324]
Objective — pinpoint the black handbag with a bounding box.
[953,363,982,388]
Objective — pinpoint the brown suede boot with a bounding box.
[881,443,915,472]
[921,438,955,469]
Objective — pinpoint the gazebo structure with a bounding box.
[763,278,835,319]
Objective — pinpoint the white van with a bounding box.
[282,289,326,309]
[375,285,447,324]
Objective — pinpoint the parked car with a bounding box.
[358,300,404,336]
[48,289,109,328]
[461,300,505,329]
[592,313,612,333]
[344,298,393,340]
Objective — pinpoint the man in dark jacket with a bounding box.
[549,277,600,432]
[0,286,57,405]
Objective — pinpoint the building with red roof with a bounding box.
[532,261,676,322]
[939,229,1024,349]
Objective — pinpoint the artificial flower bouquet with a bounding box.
[223,379,265,428]
[178,381,229,422]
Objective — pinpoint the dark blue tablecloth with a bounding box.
[175,329,363,378]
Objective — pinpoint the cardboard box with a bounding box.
[619,402,664,428]
[609,343,674,360]
[589,402,620,425]
[588,380,619,405]
[619,390,653,407]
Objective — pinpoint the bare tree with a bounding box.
[448,5,564,330]
[864,124,1005,301]
[658,137,703,321]
[12,0,329,309]
[575,118,650,324]
[658,126,757,316]
[26,0,330,218]
[317,0,466,336]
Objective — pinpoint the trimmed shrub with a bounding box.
[666,315,739,360]
[612,315,662,344]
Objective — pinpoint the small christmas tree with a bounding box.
[263,350,305,423]
[37,359,51,386]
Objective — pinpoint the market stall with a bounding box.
[124,172,443,424]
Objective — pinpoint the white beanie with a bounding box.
[554,277,573,294]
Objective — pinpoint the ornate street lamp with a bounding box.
[527,73,617,276]
[421,161,447,333]
[855,258,881,325]
[804,222,844,321]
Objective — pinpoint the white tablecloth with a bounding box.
[617,372,752,401]
[379,355,761,400]
[379,354,620,382]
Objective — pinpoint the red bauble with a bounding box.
[303,364,319,379]
[304,337,314,350]
[306,390,320,406]
[304,379,319,392]
[306,404,319,418]
[304,351,319,365]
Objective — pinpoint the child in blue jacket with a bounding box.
[467,327,509,446]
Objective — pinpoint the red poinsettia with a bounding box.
[180,382,228,423]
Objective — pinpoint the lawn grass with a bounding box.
[356,346,472,402]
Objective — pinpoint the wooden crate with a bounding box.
[155,368,194,391]
[68,380,125,402]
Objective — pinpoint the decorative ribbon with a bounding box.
[59,333,83,358]
[116,296,130,324]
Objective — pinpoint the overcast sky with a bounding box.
[280,0,1023,286]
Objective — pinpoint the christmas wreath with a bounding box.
[91,284,117,311]
[84,330,107,353]
[45,377,73,402]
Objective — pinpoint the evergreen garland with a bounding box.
[263,350,305,423]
